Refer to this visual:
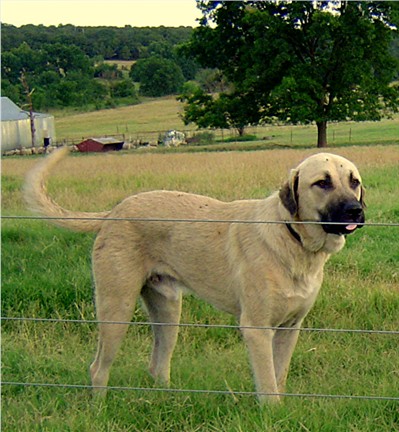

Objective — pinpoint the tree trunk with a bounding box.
[20,71,36,148]
[237,127,245,137]
[316,121,327,148]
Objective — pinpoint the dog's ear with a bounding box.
[360,185,367,209]
[279,169,299,216]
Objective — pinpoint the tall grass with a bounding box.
[2,146,399,431]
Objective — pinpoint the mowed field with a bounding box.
[2,142,399,431]
[51,96,399,148]
[53,96,188,140]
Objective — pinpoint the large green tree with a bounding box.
[130,57,185,97]
[186,1,399,147]
[179,83,261,135]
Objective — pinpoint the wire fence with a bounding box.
[2,214,399,227]
[2,381,399,402]
[2,316,399,336]
[2,213,399,402]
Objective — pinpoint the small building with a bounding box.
[77,137,124,153]
[1,97,56,152]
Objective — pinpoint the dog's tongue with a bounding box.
[346,224,357,231]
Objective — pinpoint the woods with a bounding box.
[1,24,195,110]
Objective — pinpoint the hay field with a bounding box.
[53,96,188,140]
[3,145,399,213]
[52,95,399,148]
[2,145,399,431]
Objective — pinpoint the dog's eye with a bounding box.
[313,179,333,190]
[350,178,360,189]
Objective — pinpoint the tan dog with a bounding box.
[24,149,365,403]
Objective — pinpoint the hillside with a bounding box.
[52,96,399,149]
[53,96,188,141]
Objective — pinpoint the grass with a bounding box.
[49,95,399,150]
[2,146,399,431]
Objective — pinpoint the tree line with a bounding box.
[1,23,193,60]
[1,24,198,110]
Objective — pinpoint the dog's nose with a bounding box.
[344,201,363,219]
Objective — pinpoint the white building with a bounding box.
[1,97,56,152]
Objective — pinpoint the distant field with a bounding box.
[52,96,188,141]
[104,59,136,70]
[51,96,399,148]
[2,145,399,431]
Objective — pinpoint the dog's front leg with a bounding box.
[272,322,302,394]
[240,314,280,404]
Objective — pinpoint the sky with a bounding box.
[1,0,202,27]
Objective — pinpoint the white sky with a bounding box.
[1,0,202,27]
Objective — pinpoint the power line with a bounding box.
[2,214,399,227]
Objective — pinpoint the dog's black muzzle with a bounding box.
[320,200,365,235]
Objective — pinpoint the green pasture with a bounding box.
[51,96,399,149]
[2,145,399,431]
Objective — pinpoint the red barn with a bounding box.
[77,137,124,153]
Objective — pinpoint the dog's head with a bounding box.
[279,153,366,238]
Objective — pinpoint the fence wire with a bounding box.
[2,214,399,227]
[2,316,398,401]
[1,316,399,335]
[2,213,398,402]
[2,381,399,402]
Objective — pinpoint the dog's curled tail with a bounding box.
[24,146,110,233]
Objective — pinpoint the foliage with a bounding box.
[2,23,194,60]
[186,1,399,147]
[130,56,185,97]
[93,63,122,80]
[1,42,142,110]
[139,41,200,81]
[194,68,229,93]
[1,24,195,111]
[110,79,137,99]
[1,42,105,110]
[187,131,216,145]
[179,82,262,135]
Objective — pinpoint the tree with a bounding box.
[186,1,399,147]
[20,71,36,147]
[110,79,138,99]
[130,57,185,97]
[1,42,107,109]
[179,82,261,135]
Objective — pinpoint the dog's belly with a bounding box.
[146,273,240,316]
[147,267,242,316]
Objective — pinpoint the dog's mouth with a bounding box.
[321,220,363,236]
[319,200,365,236]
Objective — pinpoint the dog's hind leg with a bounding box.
[89,235,145,396]
[141,282,182,385]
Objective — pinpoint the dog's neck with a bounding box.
[278,201,346,254]
[297,224,346,254]
[285,223,302,245]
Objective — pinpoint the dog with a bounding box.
[24,148,365,403]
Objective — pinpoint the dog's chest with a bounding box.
[275,269,323,326]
